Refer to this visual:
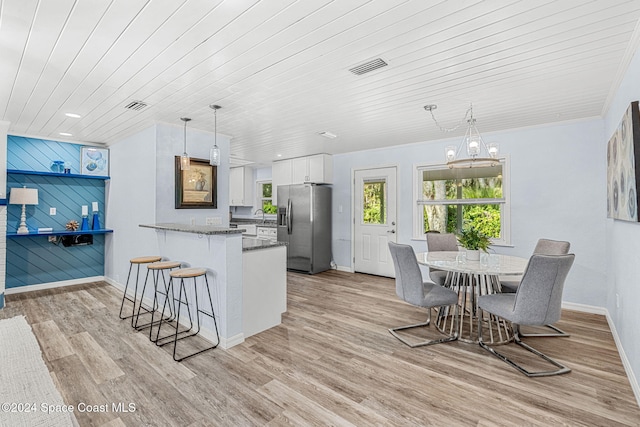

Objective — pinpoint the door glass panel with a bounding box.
[362,180,387,224]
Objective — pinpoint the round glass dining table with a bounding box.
[416,251,529,344]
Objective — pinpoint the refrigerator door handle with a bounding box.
[287,198,292,234]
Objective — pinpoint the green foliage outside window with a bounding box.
[363,181,386,224]
[424,176,502,238]
[260,182,277,213]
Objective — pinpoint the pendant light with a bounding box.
[209,104,222,166]
[180,117,191,170]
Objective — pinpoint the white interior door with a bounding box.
[354,167,397,277]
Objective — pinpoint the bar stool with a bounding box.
[132,260,182,335]
[156,267,220,362]
[118,256,162,326]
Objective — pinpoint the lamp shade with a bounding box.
[9,187,38,205]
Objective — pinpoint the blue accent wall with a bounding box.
[7,135,81,173]
[6,136,107,288]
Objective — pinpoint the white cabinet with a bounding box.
[229,167,253,206]
[272,154,332,205]
[272,160,291,206]
[292,154,332,184]
[256,226,277,242]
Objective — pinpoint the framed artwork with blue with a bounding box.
[80,146,109,176]
[607,101,640,222]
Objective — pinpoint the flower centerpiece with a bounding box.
[457,226,491,261]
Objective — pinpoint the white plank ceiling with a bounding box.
[2,0,640,164]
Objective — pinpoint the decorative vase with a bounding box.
[466,249,480,261]
[80,216,89,231]
[92,213,100,230]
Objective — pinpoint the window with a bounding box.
[414,161,509,245]
[256,181,277,214]
[362,179,387,224]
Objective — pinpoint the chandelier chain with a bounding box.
[427,105,473,133]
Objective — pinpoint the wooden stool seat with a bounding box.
[148,261,182,270]
[170,268,207,278]
[130,256,162,264]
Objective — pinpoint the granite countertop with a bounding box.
[139,223,243,235]
[242,236,287,252]
[230,218,277,228]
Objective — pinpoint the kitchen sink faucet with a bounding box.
[254,209,265,223]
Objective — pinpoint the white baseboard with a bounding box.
[561,301,607,315]
[336,265,354,273]
[561,301,639,407]
[604,309,640,407]
[4,276,105,295]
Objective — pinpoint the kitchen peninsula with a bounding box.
[139,223,287,348]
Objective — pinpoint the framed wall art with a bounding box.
[175,157,218,209]
[607,101,640,222]
[80,146,109,176]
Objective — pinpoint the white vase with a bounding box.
[466,249,480,261]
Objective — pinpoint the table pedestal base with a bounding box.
[435,271,513,344]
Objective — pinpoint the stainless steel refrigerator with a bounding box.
[277,184,332,274]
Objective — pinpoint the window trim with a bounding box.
[412,157,510,246]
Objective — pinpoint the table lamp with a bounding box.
[9,186,39,234]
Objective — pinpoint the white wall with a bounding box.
[603,42,640,395]
[104,126,158,285]
[0,121,7,307]
[333,118,606,307]
[155,122,231,225]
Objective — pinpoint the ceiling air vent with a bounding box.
[349,58,388,75]
[124,100,148,111]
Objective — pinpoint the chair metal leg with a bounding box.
[478,319,571,377]
[389,306,458,348]
[519,323,570,338]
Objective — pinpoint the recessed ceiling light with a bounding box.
[59,132,73,136]
[319,131,337,139]
[276,154,282,157]
[65,113,82,118]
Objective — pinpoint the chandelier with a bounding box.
[424,104,499,169]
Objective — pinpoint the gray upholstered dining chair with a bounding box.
[501,238,571,337]
[478,253,575,377]
[425,232,459,287]
[388,242,459,347]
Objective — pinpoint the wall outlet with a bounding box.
[190,217,196,225]
[616,293,620,308]
[206,217,222,225]
[50,207,56,215]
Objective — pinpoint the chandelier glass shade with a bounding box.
[209,104,221,166]
[180,117,191,171]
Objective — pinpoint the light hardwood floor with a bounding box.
[1,270,639,426]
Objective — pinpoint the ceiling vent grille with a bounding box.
[349,58,388,75]
[124,100,148,111]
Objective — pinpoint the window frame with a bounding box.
[412,158,510,246]
[255,180,277,218]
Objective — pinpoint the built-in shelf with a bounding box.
[7,229,113,238]
[7,169,110,180]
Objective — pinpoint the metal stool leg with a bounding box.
[163,270,220,362]
[154,277,195,346]
[118,262,136,320]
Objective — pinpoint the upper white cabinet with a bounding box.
[229,166,254,206]
[272,154,332,205]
